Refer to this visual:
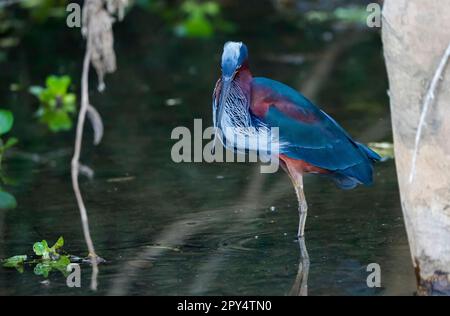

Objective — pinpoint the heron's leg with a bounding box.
[285,166,310,296]
[285,166,308,238]
[294,175,308,238]
[290,236,310,296]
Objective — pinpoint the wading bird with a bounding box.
[212,42,381,295]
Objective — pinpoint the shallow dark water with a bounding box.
[0,1,417,295]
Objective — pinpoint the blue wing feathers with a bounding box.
[330,173,359,190]
[357,142,381,162]
[252,77,380,187]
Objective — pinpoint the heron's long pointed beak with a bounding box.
[212,77,232,154]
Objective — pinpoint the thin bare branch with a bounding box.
[409,43,450,183]
[87,104,104,145]
[71,0,128,291]
[71,34,99,291]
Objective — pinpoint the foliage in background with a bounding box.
[0,0,68,63]
[305,6,368,25]
[2,236,71,277]
[1,0,234,64]
[0,190,17,210]
[20,0,68,22]
[29,75,77,132]
[175,0,234,38]
[0,9,21,48]
[0,8,24,62]
[0,109,17,165]
[138,0,235,38]
[0,109,18,210]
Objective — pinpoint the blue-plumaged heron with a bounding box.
[212,41,381,295]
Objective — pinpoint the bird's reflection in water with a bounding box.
[290,237,310,296]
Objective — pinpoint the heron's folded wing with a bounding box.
[263,105,368,171]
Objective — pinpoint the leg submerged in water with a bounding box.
[290,236,309,296]
[285,163,310,296]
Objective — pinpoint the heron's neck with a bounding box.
[235,66,253,96]
[221,67,254,130]
[220,67,274,153]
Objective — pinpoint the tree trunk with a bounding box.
[382,0,450,295]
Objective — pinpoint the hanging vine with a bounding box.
[73,0,128,290]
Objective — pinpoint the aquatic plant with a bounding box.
[33,237,65,260]
[2,237,71,277]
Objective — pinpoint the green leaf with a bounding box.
[62,94,76,113]
[34,262,51,278]
[38,89,54,105]
[0,191,17,209]
[33,237,65,260]
[33,255,71,278]
[33,240,50,258]
[30,75,76,132]
[53,255,70,276]
[48,111,72,132]
[3,255,26,273]
[0,110,14,135]
[40,110,72,132]
[46,75,70,95]
[3,236,72,277]
[178,16,213,38]
[2,255,27,268]
[52,236,64,250]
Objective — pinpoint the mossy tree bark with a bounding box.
[382,0,450,295]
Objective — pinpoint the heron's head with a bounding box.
[221,41,248,81]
